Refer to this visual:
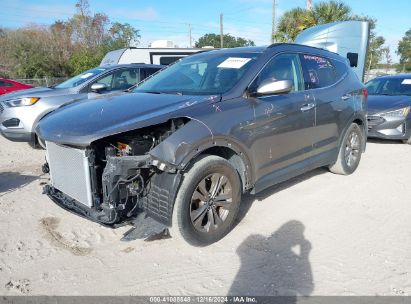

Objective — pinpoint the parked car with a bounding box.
[37,43,367,246]
[366,75,411,144]
[0,78,32,95]
[0,64,163,148]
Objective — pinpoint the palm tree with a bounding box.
[312,1,352,24]
[274,1,352,42]
[274,8,315,42]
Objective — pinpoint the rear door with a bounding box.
[295,21,369,82]
[300,53,352,158]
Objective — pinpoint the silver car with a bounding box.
[0,64,162,148]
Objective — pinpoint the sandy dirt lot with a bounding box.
[0,135,410,296]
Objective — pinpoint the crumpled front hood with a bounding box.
[367,95,411,114]
[0,87,73,102]
[37,92,219,147]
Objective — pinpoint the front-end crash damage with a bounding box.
[43,118,192,236]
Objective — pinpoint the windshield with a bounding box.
[54,67,107,89]
[366,77,411,96]
[133,51,261,95]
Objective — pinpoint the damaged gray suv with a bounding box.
[37,44,367,245]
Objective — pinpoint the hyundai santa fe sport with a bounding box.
[37,44,368,246]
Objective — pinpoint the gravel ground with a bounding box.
[0,135,410,296]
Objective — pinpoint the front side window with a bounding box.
[251,53,304,93]
[301,54,338,89]
[134,52,260,95]
[366,78,411,96]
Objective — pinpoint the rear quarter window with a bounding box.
[301,54,339,89]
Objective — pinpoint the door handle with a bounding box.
[300,103,315,112]
[341,94,351,101]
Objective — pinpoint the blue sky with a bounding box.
[1,0,410,62]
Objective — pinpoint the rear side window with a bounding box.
[301,54,338,89]
[332,59,348,80]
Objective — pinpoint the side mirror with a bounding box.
[90,83,107,94]
[254,79,293,96]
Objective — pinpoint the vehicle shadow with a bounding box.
[228,220,314,301]
[0,171,39,196]
[367,138,404,145]
[236,167,328,225]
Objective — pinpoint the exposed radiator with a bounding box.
[46,141,93,207]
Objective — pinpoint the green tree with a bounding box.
[397,29,411,72]
[195,33,255,48]
[312,0,351,23]
[274,8,316,42]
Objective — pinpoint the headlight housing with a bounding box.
[379,106,410,118]
[4,97,40,107]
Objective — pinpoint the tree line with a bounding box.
[0,0,410,79]
[0,0,140,79]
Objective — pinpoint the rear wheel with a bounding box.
[329,123,363,175]
[170,155,241,246]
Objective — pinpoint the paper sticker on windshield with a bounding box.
[80,73,94,79]
[218,57,251,69]
[401,79,411,85]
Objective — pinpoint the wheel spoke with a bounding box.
[192,188,207,202]
[212,207,223,226]
[191,204,208,224]
[210,174,228,198]
[207,208,215,231]
[197,179,208,197]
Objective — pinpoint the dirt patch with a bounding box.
[5,279,30,294]
[39,217,92,256]
[121,247,135,253]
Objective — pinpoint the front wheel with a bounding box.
[170,155,242,246]
[402,136,411,145]
[329,123,363,175]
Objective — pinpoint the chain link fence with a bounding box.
[13,77,68,87]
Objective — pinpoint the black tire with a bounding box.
[170,155,242,246]
[403,136,411,145]
[329,123,363,175]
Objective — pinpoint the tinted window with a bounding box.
[144,68,161,78]
[365,78,411,96]
[159,56,184,65]
[301,54,337,89]
[332,59,348,80]
[0,80,13,87]
[251,53,304,93]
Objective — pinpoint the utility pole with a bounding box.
[306,0,313,11]
[271,0,276,43]
[188,24,192,48]
[220,13,224,48]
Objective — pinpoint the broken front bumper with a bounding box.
[44,150,182,228]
